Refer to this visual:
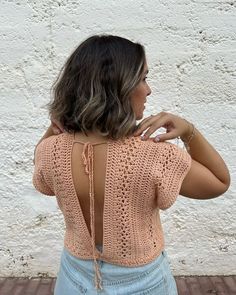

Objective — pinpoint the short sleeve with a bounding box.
[33,138,55,196]
[155,143,191,210]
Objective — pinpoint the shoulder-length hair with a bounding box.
[48,35,146,139]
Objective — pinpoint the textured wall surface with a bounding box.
[0,0,235,277]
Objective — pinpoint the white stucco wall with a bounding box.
[0,0,235,277]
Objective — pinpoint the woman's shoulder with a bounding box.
[132,136,190,160]
[36,132,73,153]
[131,136,174,149]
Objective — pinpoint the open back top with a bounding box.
[72,136,108,288]
[33,132,191,289]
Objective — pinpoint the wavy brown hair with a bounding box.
[48,35,146,139]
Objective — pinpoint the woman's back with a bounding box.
[33,131,191,265]
[72,132,109,246]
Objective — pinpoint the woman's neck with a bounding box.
[74,131,110,142]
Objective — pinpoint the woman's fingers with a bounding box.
[51,125,62,135]
[134,113,164,136]
[134,115,154,135]
[154,129,179,142]
[51,118,64,134]
[141,116,170,139]
[134,112,190,142]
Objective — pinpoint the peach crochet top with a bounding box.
[33,132,191,289]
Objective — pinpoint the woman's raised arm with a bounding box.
[134,112,230,199]
[33,119,64,164]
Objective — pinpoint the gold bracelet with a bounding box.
[182,122,195,152]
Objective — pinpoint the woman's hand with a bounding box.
[51,118,64,135]
[33,119,64,164]
[133,112,230,199]
[133,112,192,142]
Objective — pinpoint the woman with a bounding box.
[33,35,230,295]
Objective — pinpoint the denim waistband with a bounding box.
[61,248,167,287]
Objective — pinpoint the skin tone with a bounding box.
[34,61,230,200]
[130,62,151,120]
[134,112,230,199]
[130,63,230,199]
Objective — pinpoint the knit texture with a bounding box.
[33,133,191,267]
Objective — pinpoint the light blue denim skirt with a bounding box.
[54,247,178,295]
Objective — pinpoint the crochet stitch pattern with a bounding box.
[33,133,191,288]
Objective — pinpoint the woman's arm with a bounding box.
[37,118,64,145]
[33,125,54,164]
[134,112,230,199]
[36,125,55,145]
[33,119,63,164]
[179,127,230,199]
